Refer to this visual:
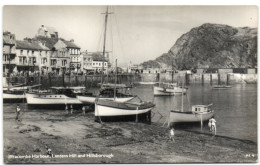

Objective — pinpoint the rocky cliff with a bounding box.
[141,23,257,69]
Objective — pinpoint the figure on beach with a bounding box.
[70,105,73,114]
[208,116,217,135]
[82,106,86,116]
[65,104,69,114]
[46,146,52,157]
[169,127,175,142]
[16,104,21,121]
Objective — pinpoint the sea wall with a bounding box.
[6,72,257,88]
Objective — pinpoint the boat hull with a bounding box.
[170,111,214,123]
[3,92,26,103]
[153,86,187,96]
[95,99,155,121]
[25,92,83,108]
[77,95,135,104]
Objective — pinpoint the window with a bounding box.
[20,50,23,55]
[99,63,101,66]
[32,51,34,55]
[19,57,22,63]
[27,50,29,55]
[39,51,42,55]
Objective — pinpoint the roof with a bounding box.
[62,40,80,49]
[91,53,108,62]
[16,40,45,50]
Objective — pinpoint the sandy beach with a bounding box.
[3,107,257,164]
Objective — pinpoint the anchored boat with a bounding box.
[170,104,214,123]
[153,83,187,96]
[212,85,232,89]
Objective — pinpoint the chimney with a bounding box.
[24,37,32,43]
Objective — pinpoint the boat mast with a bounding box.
[101,6,109,85]
[114,59,117,100]
[181,81,184,112]
[171,61,174,83]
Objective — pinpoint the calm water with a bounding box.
[132,84,257,142]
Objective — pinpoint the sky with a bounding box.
[3,5,258,66]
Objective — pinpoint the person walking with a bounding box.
[16,104,21,121]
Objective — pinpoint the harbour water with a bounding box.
[3,84,257,142]
[132,84,257,142]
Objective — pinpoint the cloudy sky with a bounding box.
[3,5,257,66]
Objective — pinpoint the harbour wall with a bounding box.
[6,73,257,88]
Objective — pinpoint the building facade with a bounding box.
[3,31,16,77]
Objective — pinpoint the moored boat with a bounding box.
[95,98,155,121]
[77,86,135,104]
[3,84,41,103]
[25,86,86,109]
[170,104,214,124]
[212,85,232,89]
[153,85,187,96]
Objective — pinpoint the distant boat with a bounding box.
[136,82,159,85]
[170,104,214,123]
[25,86,86,109]
[153,83,187,96]
[212,85,232,89]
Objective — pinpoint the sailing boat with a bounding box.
[77,6,134,104]
[93,7,155,121]
[95,59,155,121]
[169,82,214,124]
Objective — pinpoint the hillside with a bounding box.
[141,23,257,69]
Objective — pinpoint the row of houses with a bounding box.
[3,26,109,77]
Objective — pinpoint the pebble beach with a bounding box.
[3,107,257,164]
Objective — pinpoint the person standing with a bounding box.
[169,127,175,142]
[82,106,86,116]
[70,105,73,114]
[16,104,21,121]
[208,116,217,135]
[65,104,69,114]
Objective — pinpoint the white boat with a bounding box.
[25,86,86,108]
[95,98,155,121]
[153,85,187,96]
[3,84,41,103]
[170,104,214,123]
[137,82,159,85]
[212,85,232,89]
[77,87,135,104]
